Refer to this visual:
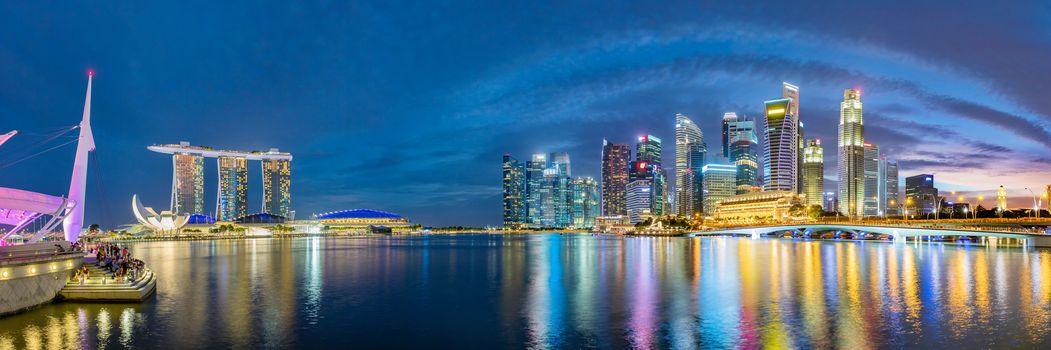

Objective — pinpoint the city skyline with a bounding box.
[3,2,1051,227]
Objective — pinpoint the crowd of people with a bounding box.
[70,242,147,284]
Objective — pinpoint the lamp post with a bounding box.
[1025,187,1038,218]
[905,197,913,223]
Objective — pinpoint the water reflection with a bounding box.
[2,236,1051,348]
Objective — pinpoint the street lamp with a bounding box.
[976,195,984,219]
[905,197,913,223]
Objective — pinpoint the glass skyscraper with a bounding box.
[905,174,938,215]
[702,163,737,217]
[763,98,798,193]
[571,177,599,229]
[262,158,292,218]
[502,154,526,227]
[636,135,662,164]
[626,179,652,224]
[171,152,204,215]
[837,89,865,217]
[802,139,824,208]
[601,140,630,216]
[881,155,900,216]
[728,120,758,194]
[525,154,546,227]
[783,82,804,195]
[675,113,705,216]
[217,156,248,221]
[863,143,880,217]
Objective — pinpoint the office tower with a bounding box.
[783,82,804,194]
[763,98,798,192]
[626,179,653,224]
[571,177,599,229]
[728,120,759,194]
[171,152,205,215]
[601,140,630,216]
[262,157,292,218]
[837,89,865,217]
[863,143,880,217]
[884,159,900,215]
[217,156,248,221]
[525,154,547,226]
[636,135,662,163]
[905,174,938,215]
[675,113,705,216]
[721,112,738,158]
[502,154,526,227]
[549,152,571,177]
[802,139,824,208]
[997,185,1008,211]
[824,192,837,212]
[652,166,667,216]
[702,164,737,216]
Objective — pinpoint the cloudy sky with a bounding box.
[2,2,1050,227]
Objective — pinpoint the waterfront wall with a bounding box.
[0,253,82,316]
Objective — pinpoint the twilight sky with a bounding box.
[2,2,1050,228]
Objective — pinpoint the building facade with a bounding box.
[884,159,900,215]
[600,140,630,216]
[702,164,737,217]
[783,82,804,195]
[571,177,599,229]
[171,152,204,215]
[714,190,805,222]
[837,89,865,217]
[525,153,546,226]
[802,139,824,208]
[905,174,938,215]
[863,143,880,217]
[763,98,798,193]
[997,185,1008,211]
[262,158,291,218]
[502,154,526,227]
[626,179,653,224]
[675,113,705,216]
[217,156,248,221]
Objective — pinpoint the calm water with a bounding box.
[2,234,1051,349]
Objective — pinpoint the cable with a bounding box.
[0,138,78,169]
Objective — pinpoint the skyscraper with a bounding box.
[783,82,804,194]
[217,156,248,221]
[863,143,880,217]
[884,159,900,215]
[702,163,737,217]
[571,177,599,229]
[636,135,662,164]
[262,157,292,218]
[502,154,526,228]
[905,174,938,215]
[802,139,824,208]
[171,152,205,215]
[525,153,547,226]
[626,179,653,224]
[721,112,738,158]
[549,152,571,177]
[837,89,865,217]
[726,121,758,195]
[675,113,705,216]
[601,140,630,216]
[763,98,798,192]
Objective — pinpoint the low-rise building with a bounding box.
[714,190,805,223]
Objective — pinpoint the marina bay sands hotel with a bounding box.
[148,142,292,221]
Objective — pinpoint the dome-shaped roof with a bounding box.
[316,209,403,219]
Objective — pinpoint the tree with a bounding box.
[789,204,806,218]
[88,224,100,233]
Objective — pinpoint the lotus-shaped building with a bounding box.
[132,194,189,234]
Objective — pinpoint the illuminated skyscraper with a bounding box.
[217,156,248,221]
[763,98,798,192]
[571,177,599,229]
[783,82,804,194]
[636,135,662,164]
[727,118,758,194]
[262,156,291,218]
[675,113,705,216]
[702,163,737,216]
[525,153,546,227]
[802,139,824,207]
[171,151,205,215]
[837,89,865,217]
[626,179,652,224]
[863,143,880,217]
[905,174,937,215]
[601,141,630,216]
[884,159,900,215]
[502,154,526,227]
[721,112,738,158]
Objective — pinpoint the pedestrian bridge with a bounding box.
[688,224,1051,247]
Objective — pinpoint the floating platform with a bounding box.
[57,263,156,302]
